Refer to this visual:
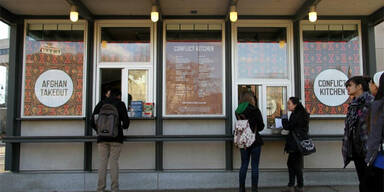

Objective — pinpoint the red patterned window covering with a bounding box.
[303,38,361,116]
[23,37,85,117]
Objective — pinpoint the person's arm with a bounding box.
[90,101,103,132]
[119,102,130,129]
[282,113,296,131]
[255,107,265,132]
[366,104,384,165]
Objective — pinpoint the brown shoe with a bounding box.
[281,186,295,192]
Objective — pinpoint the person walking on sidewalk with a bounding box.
[281,97,309,192]
[365,71,384,192]
[91,89,130,192]
[235,91,265,192]
[342,76,374,192]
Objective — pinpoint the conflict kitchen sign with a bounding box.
[165,41,223,115]
[313,69,349,107]
[23,41,84,117]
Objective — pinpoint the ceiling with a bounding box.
[0,0,383,16]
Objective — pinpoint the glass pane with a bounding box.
[375,22,384,71]
[0,21,9,172]
[24,24,85,116]
[303,24,361,115]
[100,68,121,101]
[128,70,148,103]
[100,27,150,62]
[237,85,260,107]
[165,27,223,115]
[266,86,287,129]
[237,27,288,79]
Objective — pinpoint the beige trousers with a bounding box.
[97,142,122,192]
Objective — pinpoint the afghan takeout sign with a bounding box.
[313,69,349,107]
[34,69,73,108]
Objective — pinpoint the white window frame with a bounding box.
[232,20,295,134]
[21,19,88,118]
[94,20,156,113]
[300,20,363,118]
[162,20,226,117]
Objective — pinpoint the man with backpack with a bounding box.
[91,89,130,192]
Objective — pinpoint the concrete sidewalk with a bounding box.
[114,186,358,192]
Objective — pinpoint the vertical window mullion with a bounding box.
[122,68,129,106]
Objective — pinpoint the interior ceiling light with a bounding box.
[151,5,159,23]
[70,5,79,22]
[229,5,238,23]
[308,6,317,23]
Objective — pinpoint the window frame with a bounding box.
[300,20,363,118]
[94,20,156,114]
[21,19,88,118]
[162,19,226,118]
[232,20,295,134]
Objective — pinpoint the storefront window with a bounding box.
[22,22,86,117]
[164,23,224,116]
[100,68,122,100]
[266,86,287,128]
[302,23,361,116]
[100,27,150,62]
[0,22,9,166]
[234,23,292,135]
[128,70,148,103]
[374,22,384,71]
[237,27,288,79]
[96,23,154,117]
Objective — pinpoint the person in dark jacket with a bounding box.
[91,89,130,192]
[365,71,384,192]
[281,97,309,192]
[235,91,265,192]
[342,76,374,192]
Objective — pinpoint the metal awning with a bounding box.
[0,0,383,17]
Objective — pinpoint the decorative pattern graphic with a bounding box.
[304,38,361,115]
[100,41,150,62]
[238,42,288,79]
[23,40,84,116]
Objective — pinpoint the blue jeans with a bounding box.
[239,145,262,186]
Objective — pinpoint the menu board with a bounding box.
[23,40,85,117]
[165,41,223,115]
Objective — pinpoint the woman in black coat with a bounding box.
[235,91,265,192]
[281,97,310,192]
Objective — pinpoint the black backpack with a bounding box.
[96,103,119,138]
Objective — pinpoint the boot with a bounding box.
[281,186,295,192]
[295,186,304,192]
[251,184,258,192]
[239,184,246,192]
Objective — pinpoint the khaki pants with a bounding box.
[97,142,122,192]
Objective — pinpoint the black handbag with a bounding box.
[292,131,316,156]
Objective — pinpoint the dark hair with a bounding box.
[110,88,121,99]
[239,91,256,106]
[375,72,384,100]
[289,97,309,119]
[345,76,370,92]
